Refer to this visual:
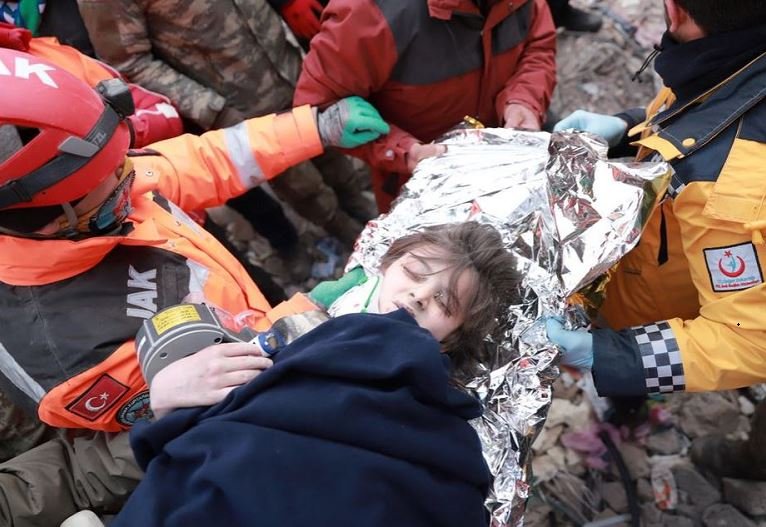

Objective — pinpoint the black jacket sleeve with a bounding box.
[608,107,647,159]
[591,327,649,397]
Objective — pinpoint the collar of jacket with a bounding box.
[654,25,766,106]
[0,195,166,286]
[427,0,524,21]
[631,49,766,162]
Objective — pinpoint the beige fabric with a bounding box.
[0,431,141,527]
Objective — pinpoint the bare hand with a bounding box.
[503,103,541,130]
[406,143,447,172]
[149,342,272,419]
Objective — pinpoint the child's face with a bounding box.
[378,245,476,343]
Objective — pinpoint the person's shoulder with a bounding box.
[369,0,429,24]
[740,99,766,146]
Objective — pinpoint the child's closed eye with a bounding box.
[434,292,453,317]
[403,266,426,282]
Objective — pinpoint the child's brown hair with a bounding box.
[379,222,520,376]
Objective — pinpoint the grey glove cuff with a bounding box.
[317,103,343,147]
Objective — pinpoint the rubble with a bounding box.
[646,428,684,456]
[600,481,629,513]
[616,443,649,480]
[549,0,663,120]
[723,479,766,517]
[702,504,757,527]
[672,392,746,440]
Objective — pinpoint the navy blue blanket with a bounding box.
[114,310,490,527]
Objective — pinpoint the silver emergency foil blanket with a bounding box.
[348,128,671,526]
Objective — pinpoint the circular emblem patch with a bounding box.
[116,390,153,426]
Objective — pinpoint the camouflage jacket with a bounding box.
[77,0,302,129]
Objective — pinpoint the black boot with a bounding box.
[554,5,603,33]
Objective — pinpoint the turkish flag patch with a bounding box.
[66,374,129,421]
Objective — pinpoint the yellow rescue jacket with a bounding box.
[593,51,766,396]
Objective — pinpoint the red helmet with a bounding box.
[0,48,133,211]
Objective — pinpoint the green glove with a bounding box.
[317,96,390,148]
[309,266,368,309]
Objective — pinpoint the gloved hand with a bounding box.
[545,318,594,370]
[553,110,628,148]
[317,96,390,148]
[0,22,32,51]
[280,0,324,40]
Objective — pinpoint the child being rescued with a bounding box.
[109,222,520,527]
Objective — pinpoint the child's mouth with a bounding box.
[394,301,415,317]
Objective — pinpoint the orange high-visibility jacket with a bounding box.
[0,107,321,431]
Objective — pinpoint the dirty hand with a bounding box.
[406,142,447,172]
[553,110,628,147]
[503,103,541,130]
[280,0,324,39]
[317,96,390,148]
[545,318,594,370]
[149,342,272,419]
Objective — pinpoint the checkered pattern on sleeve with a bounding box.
[631,322,686,394]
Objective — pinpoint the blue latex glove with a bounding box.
[553,110,628,148]
[545,318,594,370]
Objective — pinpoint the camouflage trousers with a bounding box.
[0,430,140,527]
[0,390,51,463]
[270,148,374,246]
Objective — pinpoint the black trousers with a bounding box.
[547,0,570,22]
[203,216,287,306]
[226,187,298,252]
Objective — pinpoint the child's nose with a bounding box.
[410,286,434,308]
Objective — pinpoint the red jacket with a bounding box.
[294,0,556,210]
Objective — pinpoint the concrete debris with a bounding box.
[722,479,766,517]
[532,445,569,483]
[673,464,721,510]
[739,396,757,417]
[532,423,565,454]
[647,428,684,456]
[637,478,655,502]
[661,514,694,527]
[640,502,662,525]
[547,398,592,428]
[600,481,629,513]
[673,392,745,440]
[616,443,649,480]
[702,504,757,527]
[551,0,663,120]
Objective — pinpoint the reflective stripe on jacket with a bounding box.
[593,51,766,396]
[0,106,322,431]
